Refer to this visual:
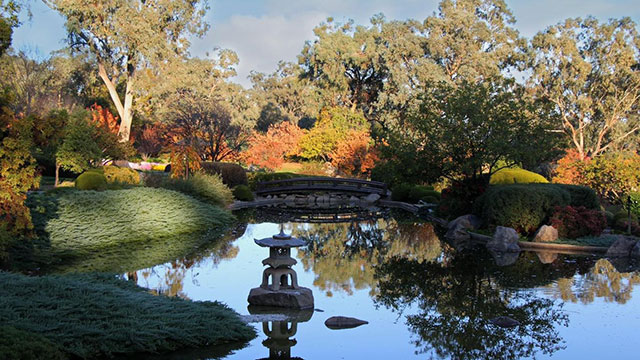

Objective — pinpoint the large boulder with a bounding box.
[605,236,639,257]
[632,241,640,259]
[449,214,483,231]
[536,251,558,264]
[533,225,558,243]
[445,217,472,244]
[488,249,519,266]
[324,316,368,330]
[486,226,521,253]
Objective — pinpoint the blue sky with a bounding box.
[12,0,640,87]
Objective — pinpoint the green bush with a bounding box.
[490,168,548,184]
[26,187,235,272]
[391,183,413,202]
[475,184,571,234]
[161,172,234,207]
[201,162,248,187]
[475,183,600,234]
[0,272,255,358]
[409,186,441,202]
[0,325,65,360]
[247,172,305,190]
[75,171,107,190]
[103,165,140,185]
[233,185,254,201]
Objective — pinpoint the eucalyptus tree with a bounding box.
[249,61,319,132]
[529,17,640,159]
[45,0,210,142]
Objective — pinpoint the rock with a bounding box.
[632,241,640,259]
[490,316,520,328]
[533,225,558,243]
[449,214,483,231]
[606,235,638,257]
[349,196,360,203]
[536,251,558,264]
[247,287,314,309]
[486,226,521,253]
[445,217,472,243]
[324,316,368,330]
[362,193,381,204]
[284,195,296,204]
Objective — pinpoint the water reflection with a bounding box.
[294,219,441,297]
[374,252,569,359]
[248,307,313,360]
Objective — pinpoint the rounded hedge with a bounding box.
[75,172,107,190]
[103,166,140,185]
[232,185,255,201]
[490,168,548,185]
[202,162,248,187]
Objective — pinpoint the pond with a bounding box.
[125,209,640,360]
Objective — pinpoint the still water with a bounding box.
[127,211,640,360]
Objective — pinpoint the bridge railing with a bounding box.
[255,176,388,197]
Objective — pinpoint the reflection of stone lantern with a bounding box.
[248,227,314,309]
[249,306,313,360]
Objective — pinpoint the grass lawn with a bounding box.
[553,234,620,247]
[20,187,235,273]
[0,271,255,358]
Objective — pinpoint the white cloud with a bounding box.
[190,12,328,87]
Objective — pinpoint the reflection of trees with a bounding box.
[134,224,244,298]
[294,219,441,296]
[546,258,640,305]
[374,253,568,360]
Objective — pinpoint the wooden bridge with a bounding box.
[255,177,388,197]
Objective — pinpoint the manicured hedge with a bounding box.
[490,168,548,185]
[247,172,305,190]
[201,162,248,187]
[75,171,107,190]
[391,184,440,204]
[160,172,234,207]
[0,272,255,358]
[233,185,254,201]
[474,183,599,234]
[103,165,140,185]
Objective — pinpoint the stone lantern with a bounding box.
[248,227,314,309]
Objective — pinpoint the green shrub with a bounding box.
[233,185,254,201]
[201,162,248,187]
[474,184,571,234]
[103,165,140,185]
[26,188,235,272]
[409,186,441,202]
[161,173,234,207]
[0,272,255,358]
[438,176,488,219]
[391,184,413,202]
[0,325,65,360]
[247,172,304,190]
[554,184,600,209]
[75,171,107,190]
[490,168,548,184]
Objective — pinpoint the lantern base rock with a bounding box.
[248,286,314,309]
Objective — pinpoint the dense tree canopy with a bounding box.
[530,17,640,159]
[45,0,211,141]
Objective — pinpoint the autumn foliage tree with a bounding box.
[243,122,305,171]
[330,129,378,178]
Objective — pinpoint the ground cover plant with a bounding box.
[23,187,234,272]
[0,272,255,358]
[159,172,234,208]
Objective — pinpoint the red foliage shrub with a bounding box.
[135,123,167,159]
[329,129,379,178]
[552,149,588,185]
[242,122,305,171]
[550,205,607,239]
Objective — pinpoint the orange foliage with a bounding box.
[242,122,305,171]
[329,129,379,178]
[169,144,202,179]
[552,149,589,184]
[136,123,167,159]
[90,104,119,134]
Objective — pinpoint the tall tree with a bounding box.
[45,0,210,141]
[530,17,640,159]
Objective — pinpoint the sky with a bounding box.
[12,0,640,88]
